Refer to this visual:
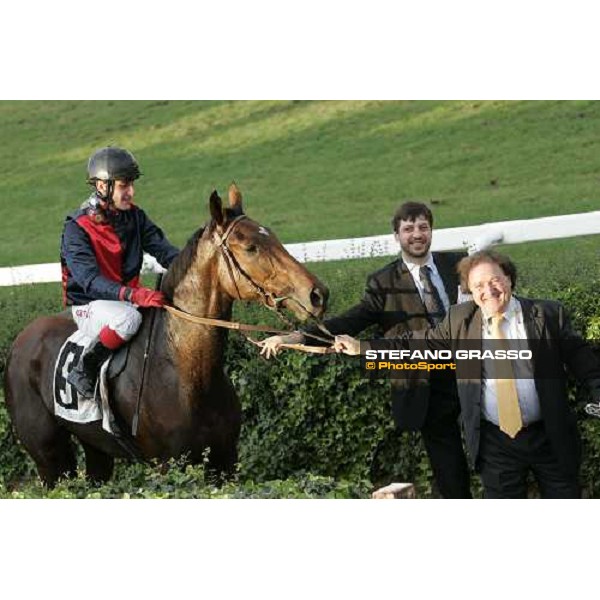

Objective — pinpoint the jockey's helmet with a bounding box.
[87,147,141,184]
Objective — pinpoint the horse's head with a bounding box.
[208,184,328,321]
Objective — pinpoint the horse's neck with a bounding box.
[167,242,232,388]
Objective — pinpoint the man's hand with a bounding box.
[121,286,165,308]
[258,332,306,359]
[333,335,361,356]
[584,401,600,419]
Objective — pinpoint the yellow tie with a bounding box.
[490,314,523,438]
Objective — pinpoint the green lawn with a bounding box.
[2,100,600,497]
[1,100,599,267]
[2,99,600,348]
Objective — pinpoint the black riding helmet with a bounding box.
[87,147,141,202]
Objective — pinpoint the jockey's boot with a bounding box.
[67,339,112,398]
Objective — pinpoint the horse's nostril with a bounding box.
[310,286,328,309]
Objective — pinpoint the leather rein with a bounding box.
[131,217,333,442]
[164,215,334,353]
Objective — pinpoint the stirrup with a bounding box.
[67,368,98,398]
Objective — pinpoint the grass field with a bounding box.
[1,100,600,269]
[2,100,600,497]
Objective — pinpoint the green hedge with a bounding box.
[0,283,61,486]
[230,279,600,498]
[2,278,600,497]
[0,457,370,499]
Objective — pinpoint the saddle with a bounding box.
[52,329,131,429]
[52,328,146,461]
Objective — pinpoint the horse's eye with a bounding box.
[246,245,258,254]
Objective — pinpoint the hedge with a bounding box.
[2,278,600,497]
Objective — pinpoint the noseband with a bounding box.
[166,214,333,346]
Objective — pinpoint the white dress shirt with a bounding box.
[403,253,451,312]
[481,296,542,426]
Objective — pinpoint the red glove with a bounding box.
[120,286,165,308]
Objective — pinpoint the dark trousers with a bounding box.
[478,419,581,499]
[421,392,472,499]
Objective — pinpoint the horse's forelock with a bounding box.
[225,205,244,220]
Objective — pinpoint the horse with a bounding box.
[3,184,328,487]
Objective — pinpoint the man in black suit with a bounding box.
[335,250,600,498]
[260,202,472,498]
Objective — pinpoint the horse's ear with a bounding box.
[228,182,243,211]
[209,190,225,226]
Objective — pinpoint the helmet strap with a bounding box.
[106,180,115,205]
[95,180,115,205]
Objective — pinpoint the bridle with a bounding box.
[166,214,333,345]
[134,212,334,442]
[213,215,293,319]
[214,214,334,335]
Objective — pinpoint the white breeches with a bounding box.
[71,300,142,340]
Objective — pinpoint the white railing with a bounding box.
[1,211,599,287]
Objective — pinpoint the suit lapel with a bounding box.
[518,296,544,380]
[452,303,483,415]
[519,296,543,340]
[467,306,483,380]
[433,253,458,303]
[468,306,483,341]
[397,259,429,322]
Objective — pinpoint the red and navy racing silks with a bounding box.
[60,195,179,306]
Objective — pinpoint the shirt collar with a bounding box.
[482,295,520,323]
[402,252,435,275]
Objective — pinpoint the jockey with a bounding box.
[60,147,179,398]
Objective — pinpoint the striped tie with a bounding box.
[419,265,446,325]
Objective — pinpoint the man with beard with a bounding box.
[259,202,473,498]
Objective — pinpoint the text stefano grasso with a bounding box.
[364,349,533,361]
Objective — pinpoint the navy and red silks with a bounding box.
[60,198,179,306]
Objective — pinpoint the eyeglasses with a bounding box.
[470,276,507,293]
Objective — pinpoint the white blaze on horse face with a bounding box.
[258,227,270,236]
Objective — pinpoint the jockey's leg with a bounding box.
[67,300,142,398]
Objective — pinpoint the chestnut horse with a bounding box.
[4,184,328,486]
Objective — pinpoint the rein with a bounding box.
[164,303,334,351]
[164,304,291,336]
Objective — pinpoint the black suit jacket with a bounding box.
[369,297,600,476]
[305,251,465,430]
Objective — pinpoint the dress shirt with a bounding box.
[480,296,541,426]
[403,253,450,312]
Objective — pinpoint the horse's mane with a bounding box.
[161,208,243,300]
[161,225,207,300]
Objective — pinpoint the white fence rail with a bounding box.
[1,211,599,287]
